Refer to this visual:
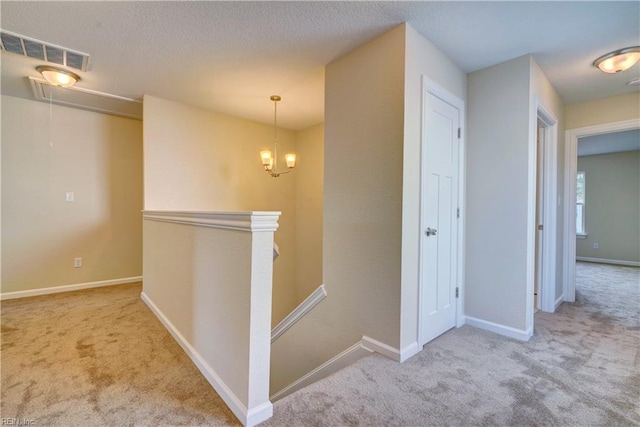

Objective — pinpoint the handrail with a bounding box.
[271,284,327,343]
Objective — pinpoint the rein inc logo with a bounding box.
[1,419,35,426]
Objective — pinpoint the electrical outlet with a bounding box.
[74,257,83,268]
[65,192,74,202]
[593,243,599,249]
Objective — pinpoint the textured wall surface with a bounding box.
[294,124,324,302]
[565,93,640,130]
[143,95,297,325]
[577,151,640,263]
[271,23,407,393]
[142,214,276,425]
[466,56,532,331]
[2,96,142,293]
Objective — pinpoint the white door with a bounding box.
[419,91,460,346]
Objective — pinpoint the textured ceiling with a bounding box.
[1,1,639,129]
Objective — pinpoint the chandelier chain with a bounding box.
[273,99,278,172]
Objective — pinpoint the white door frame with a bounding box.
[563,118,640,302]
[526,98,558,331]
[417,76,466,347]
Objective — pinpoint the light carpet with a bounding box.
[263,262,640,426]
[1,263,638,426]
[1,283,240,426]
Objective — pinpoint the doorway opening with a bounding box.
[527,99,559,332]
[563,119,640,302]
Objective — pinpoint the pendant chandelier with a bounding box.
[260,95,296,177]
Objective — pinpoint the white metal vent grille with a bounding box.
[0,29,89,71]
[29,77,142,121]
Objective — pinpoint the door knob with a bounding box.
[425,227,437,236]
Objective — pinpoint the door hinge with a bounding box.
[457,207,460,219]
[455,287,459,298]
[458,128,461,139]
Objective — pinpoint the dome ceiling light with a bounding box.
[593,46,640,74]
[36,65,80,88]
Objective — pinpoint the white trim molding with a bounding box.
[271,335,422,403]
[0,276,142,301]
[271,284,327,343]
[143,210,281,232]
[465,316,533,342]
[576,257,640,267]
[564,118,640,303]
[142,292,272,427]
[270,341,373,402]
[526,96,559,336]
[361,336,420,362]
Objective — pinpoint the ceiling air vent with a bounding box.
[0,29,89,71]
[29,77,142,121]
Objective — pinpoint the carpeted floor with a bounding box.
[263,262,640,426]
[1,262,638,426]
[0,283,240,426]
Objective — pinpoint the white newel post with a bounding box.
[141,211,280,427]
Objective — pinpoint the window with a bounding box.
[576,171,586,236]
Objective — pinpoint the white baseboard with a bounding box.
[399,341,420,362]
[141,292,271,427]
[555,295,564,310]
[465,316,532,342]
[0,276,142,301]
[270,341,373,402]
[361,336,399,361]
[456,315,467,328]
[576,257,640,267]
[361,336,419,362]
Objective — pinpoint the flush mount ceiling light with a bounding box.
[36,65,80,88]
[260,95,296,178]
[593,46,640,73]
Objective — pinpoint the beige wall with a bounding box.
[142,95,299,325]
[142,213,276,424]
[576,150,640,263]
[271,23,407,393]
[1,95,143,293]
[323,22,406,347]
[466,56,532,331]
[466,56,565,333]
[271,22,468,393]
[294,124,324,301]
[565,93,640,130]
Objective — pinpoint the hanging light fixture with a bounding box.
[593,46,640,74]
[260,95,296,178]
[36,65,80,87]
